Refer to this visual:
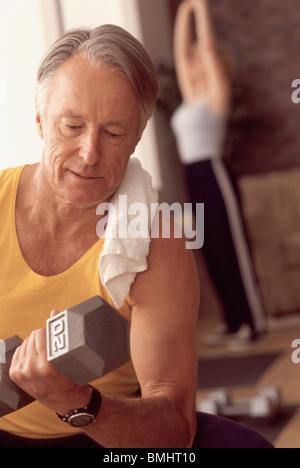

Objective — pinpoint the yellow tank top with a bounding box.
[0,166,138,439]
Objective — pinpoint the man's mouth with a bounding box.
[70,170,103,180]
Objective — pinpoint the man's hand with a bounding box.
[9,312,92,416]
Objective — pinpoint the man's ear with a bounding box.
[35,98,44,139]
[136,120,147,145]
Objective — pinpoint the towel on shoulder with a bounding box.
[99,157,159,309]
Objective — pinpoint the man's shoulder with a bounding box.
[148,235,198,288]
[0,165,25,185]
[129,234,200,312]
[0,166,27,212]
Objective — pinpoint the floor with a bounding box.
[195,254,300,449]
[196,309,300,448]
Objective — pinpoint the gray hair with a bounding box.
[36,24,159,124]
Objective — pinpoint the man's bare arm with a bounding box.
[84,234,200,447]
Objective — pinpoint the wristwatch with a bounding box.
[57,385,102,428]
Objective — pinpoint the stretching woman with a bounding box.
[171,0,266,345]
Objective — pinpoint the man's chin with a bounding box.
[62,189,109,210]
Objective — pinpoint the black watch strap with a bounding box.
[57,385,102,427]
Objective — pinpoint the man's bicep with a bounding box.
[128,236,200,404]
[130,304,198,401]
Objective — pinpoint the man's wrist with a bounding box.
[57,386,102,428]
[55,384,93,417]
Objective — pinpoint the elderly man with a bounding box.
[0,25,199,448]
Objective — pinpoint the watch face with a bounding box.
[68,413,96,427]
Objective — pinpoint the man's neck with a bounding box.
[18,164,101,241]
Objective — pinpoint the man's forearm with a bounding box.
[82,393,195,449]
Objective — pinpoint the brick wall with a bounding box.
[169,0,300,176]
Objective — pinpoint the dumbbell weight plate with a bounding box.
[46,296,130,386]
[0,336,35,417]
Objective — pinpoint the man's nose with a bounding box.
[79,130,101,166]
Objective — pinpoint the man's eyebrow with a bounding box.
[104,120,130,129]
[60,111,130,128]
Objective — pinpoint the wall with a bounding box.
[136,0,186,204]
[240,168,300,315]
[60,0,125,29]
[0,0,46,170]
[169,0,300,176]
[167,0,300,316]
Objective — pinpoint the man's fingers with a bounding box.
[50,309,59,318]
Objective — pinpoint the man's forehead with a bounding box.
[53,55,132,94]
[48,56,140,117]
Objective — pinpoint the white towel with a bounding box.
[99,157,159,309]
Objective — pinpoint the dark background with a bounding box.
[168,0,300,176]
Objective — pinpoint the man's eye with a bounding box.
[104,129,124,138]
[68,125,82,131]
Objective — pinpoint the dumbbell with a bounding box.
[198,387,280,420]
[0,296,130,417]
